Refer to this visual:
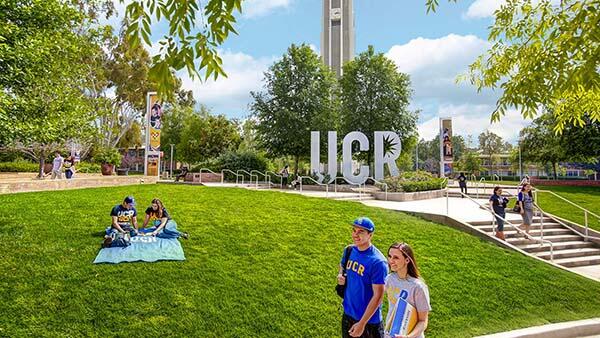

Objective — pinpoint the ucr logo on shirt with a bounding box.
[130,236,158,243]
[346,259,365,276]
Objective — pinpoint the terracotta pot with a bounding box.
[101,163,114,176]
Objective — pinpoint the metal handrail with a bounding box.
[470,174,477,187]
[479,177,486,197]
[266,171,284,188]
[535,189,599,240]
[493,174,500,182]
[236,169,256,185]
[332,176,362,200]
[198,168,217,183]
[457,190,554,261]
[365,177,389,201]
[250,170,269,188]
[298,175,329,198]
[221,169,242,184]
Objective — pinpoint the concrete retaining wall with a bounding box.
[0,176,157,194]
[373,189,446,201]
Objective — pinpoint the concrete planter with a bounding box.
[373,189,446,201]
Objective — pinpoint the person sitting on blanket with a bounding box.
[102,196,139,248]
[141,198,189,239]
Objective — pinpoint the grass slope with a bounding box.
[1,185,600,337]
[536,186,600,232]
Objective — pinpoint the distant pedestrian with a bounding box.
[51,151,64,179]
[489,186,509,240]
[457,173,467,197]
[518,183,534,236]
[280,165,289,189]
[64,155,76,179]
[518,175,530,190]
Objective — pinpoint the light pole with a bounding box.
[518,139,522,182]
[170,144,174,178]
[415,139,419,171]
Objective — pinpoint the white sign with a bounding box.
[311,131,401,185]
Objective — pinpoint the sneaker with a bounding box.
[181,232,190,240]
[102,236,113,248]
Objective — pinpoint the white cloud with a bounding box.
[386,34,493,106]
[179,51,276,117]
[464,0,505,19]
[242,0,292,18]
[387,34,532,143]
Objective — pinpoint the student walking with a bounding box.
[489,186,509,240]
[457,173,467,196]
[51,151,64,179]
[280,165,289,189]
[518,183,534,236]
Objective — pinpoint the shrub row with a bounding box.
[0,161,39,172]
[383,171,447,192]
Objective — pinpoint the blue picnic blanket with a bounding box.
[93,230,186,264]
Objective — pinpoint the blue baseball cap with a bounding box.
[123,196,135,206]
[352,217,375,233]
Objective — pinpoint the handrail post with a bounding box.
[446,189,449,216]
[585,211,589,241]
[300,179,303,192]
[540,208,544,242]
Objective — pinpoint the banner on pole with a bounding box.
[439,118,453,177]
[145,92,161,177]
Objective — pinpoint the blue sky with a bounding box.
[111,0,531,143]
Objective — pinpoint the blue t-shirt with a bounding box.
[340,245,388,324]
[489,194,508,214]
[110,204,137,226]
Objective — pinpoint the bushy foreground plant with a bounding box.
[384,171,447,192]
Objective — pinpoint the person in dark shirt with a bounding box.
[103,196,138,248]
[175,166,189,182]
[141,198,188,239]
[489,187,509,240]
[457,173,467,196]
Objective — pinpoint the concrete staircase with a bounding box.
[468,216,600,268]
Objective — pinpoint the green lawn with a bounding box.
[536,185,600,232]
[1,185,600,337]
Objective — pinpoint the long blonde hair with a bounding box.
[152,198,164,218]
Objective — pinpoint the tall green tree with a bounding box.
[177,107,240,164]
[457,150,482,175]
[427,0,600,131]
[520,113,600,178]
[0,0,98,177]
[478,131,506,175]
[339,46,417,167]
[251,44,338,175]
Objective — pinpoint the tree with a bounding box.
[427,0,600,131]
[251,44,338,176]
[519,114,567,178]
[177,107,240,163]
[88,27,160,149]
[0,0,98,177]
[478,131,505,176]
[339,46,417,167]
[519,113,600,178]
[161,104,195,162]
[122,0,243,98]
[457,150,482,175]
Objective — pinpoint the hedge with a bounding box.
[383,171,447,192]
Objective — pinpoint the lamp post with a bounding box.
[415,139,419,171]
[518,139,522,182]
[170,144,174,178]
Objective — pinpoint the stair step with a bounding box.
[535,247,600,260]
[553,255,600,268]
[468,217,553,226]
[507,234,583,245]
[473,223,564,232]
[503,229,573,238]
[518,240,596,253]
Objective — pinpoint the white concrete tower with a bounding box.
[321,0,355,77]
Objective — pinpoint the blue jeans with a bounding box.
[141,220,184,239]
[494,211,506,231]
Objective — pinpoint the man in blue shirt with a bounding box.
[337,217,388,338]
